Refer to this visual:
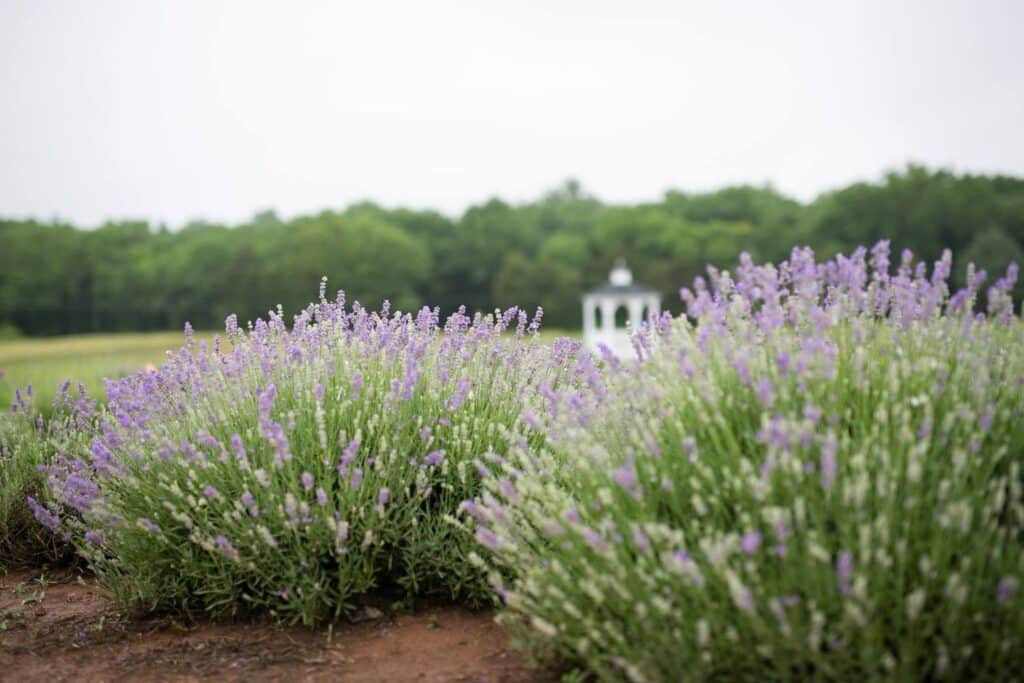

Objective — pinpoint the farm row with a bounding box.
[2,243,1023,681]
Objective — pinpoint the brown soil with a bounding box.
[0,569,554,682]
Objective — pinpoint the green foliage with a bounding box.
[0,324,21,341]
[0,386,94,569]
[961,227,1024,289]
[0,412,49,568]
[3,166,1023,335]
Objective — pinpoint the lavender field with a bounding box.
[2,243,1023,681]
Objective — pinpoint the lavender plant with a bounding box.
[466,243,1024,681]
[1,380,96,568]
[37,283,584,623]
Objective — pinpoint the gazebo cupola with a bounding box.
[582,260,661,359]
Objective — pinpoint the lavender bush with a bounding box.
[466,244,1024,681]
[37,282,584,623]
[0,380,96,567]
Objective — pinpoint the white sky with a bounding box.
[1,0,1022,227]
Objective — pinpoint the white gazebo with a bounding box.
[582,260,661,359]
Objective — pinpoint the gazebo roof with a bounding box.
[584,260,659,297]
[584,281,660,296]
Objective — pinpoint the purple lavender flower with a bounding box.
[776,351,791,375]
[544,520,566,537]
[754,377,774,408]
[215,535,239,561]
[203,485,219,500]
[424,450,445,466]
[734,584,754,611]
[449,377,471,412]
[340,438,360,467]
[870,239,891,278]
[498,479,518,501]
[741,531,762,555]
[26,496,60,530]
[835,551,854,595]
[89,440,117,474]
[301,471,314,491]
[733,358,752,386]
[378,487,390,505]
[583,528,607,554]
[519,410,541,430]
[820,435,838,490]
[632,528,651,554]
[462,500,488,523]
[757,417,792,451]
[612,463,638,492]
[997,577,1018,604]
[475,527,501,550]
[258,384,277,417]
[230,434,247,463]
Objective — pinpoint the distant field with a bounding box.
[0,331,211,410]
[0,327,578,410]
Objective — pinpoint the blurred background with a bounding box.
[1,0,1023,401]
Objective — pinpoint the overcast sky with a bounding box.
[2,0,1022,227]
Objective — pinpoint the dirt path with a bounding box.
[0,569,553,682]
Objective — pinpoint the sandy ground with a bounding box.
[0,569,555,682]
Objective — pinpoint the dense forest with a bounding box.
[2,164,1023,336]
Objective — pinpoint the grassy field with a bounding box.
[0,331,211,410]
[0,328,578,411]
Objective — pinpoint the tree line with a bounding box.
[2,165,1023,337]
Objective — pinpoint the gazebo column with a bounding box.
[582,297,595,337]
[649,294,661,319]
[600,299,616,332]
